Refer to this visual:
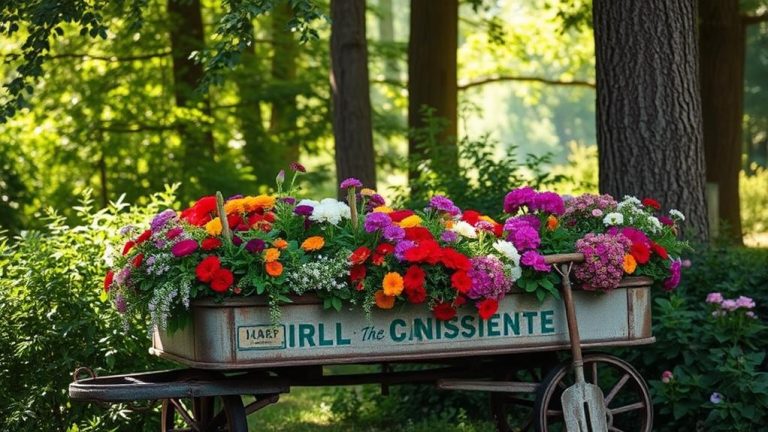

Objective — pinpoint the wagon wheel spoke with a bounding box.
[170,399,200,430]
[546,408,563,417]
[608,427,627,432]
[591,361,599,387]
[609,401,646,416]
[604,373,631,406]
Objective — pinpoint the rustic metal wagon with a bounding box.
[69,254,655,431]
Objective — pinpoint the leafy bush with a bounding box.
[741,164,768,235]
[0,189,179,432]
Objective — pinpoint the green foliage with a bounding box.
[741,165,768,234]
[619,245,768,431]
[0,189,176,431]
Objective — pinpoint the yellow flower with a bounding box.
[398,215,422,228]
[374,290,395,309]
[205,217,222,236]
[360,188,376,197]
[623,254,637,274]
[301,236,325,251]
[373,205,393,214]
[224,198,246,215]
[244,194,276,211]
[546,215,559,231]
[479,215,498,224]
[382,272,404,296]
[264,248,280,263]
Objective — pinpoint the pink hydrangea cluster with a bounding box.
[707,293,757,318]
[466,256,512,300]
[562,194,618,219]
[574,233,631,291]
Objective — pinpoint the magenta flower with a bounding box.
[429,195,461,215]
[171,239,198,257]
[293,205,314,217]
[467,256,512,300]
[661,370,673,383]
[383,225,406,242]
[521,251,551,272]
[508,225,541,251]
[340,177,363,189]
[365,193,386,212]
[531,191,565,215]
[290,161,306,173]
[503,187,537,213]
[245,239,266,253]
[364,212,392,233]
[663,259,682,291]
[573,233,631,291]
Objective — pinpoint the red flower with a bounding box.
[196,256,221,283]
[349,246,371,265]
[642,198,661,210]
[103,271,114,293]
[451,270,472,293]
[492,223,503,238]
[201,237,222,250]
[136,229,152,244]
[404,227,434,241]
[462,210,481,225]
[404,240,440,263]
[263,212,276,223]
[132,253,144,268]
[350,264,367,282]
[477,299,499,320]
[372,243,394,265]
[403,265,426,290]
[210,268,234,292]
[630,242,651,264]
[651,242,669,260]
[122,240,135,256]
[405,285,427,304]
[389,209,415,223]
[227,214,243,230]
[453,295,467,307]
[181,196,217,226]
[440,248,471,271]
[433,302,457,321]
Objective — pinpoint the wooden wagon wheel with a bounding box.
[161,395,247,432]
[533,353,653,432]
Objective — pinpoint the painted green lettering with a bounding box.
[318,323,333,346]
[540,310,555,334]
[523,311,537,334]
[336,323,351,345]
[461,315,476,338]
[443,318,459,339]
[288,324,295,347]
[487,314,500,337]
[504,312,520,336]
[299,324,315,347]
[413,318,433,340]
[390,319,407,342]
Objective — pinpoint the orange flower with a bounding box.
[382,272,404,296]
[273,238,288,249]
[398,215,422,228]
[623,254,637,274]
[301,236,325,251]
[244,194,276,212]
[264,248,280,263]
[546,215,559,231]
[224,198,247,215]
[373,205,393,214]
[374,290,395,309]
[265,261,283,277]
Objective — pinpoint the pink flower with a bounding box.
[591,208,603,217]
[521,251,551,272]
[735,296,756,309]
[721,299,738,311]
[171,239,199,257]
[706,292,723,304]
[339,178,363,189]
[661,370,673,383]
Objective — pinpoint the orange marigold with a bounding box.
[374,290,395,309]
[244,194,276,212]
[301,236,325,251]
[623,254,637,274]
[273,238,288,249]
[264,248,280,263]
[373,205,393,214]
[382,272,404,296]
[224,198,247,215]
[546,215,559,231]
[265,261,283,277]
[398,215,422,228]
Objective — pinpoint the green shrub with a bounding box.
[0,189,179,431]
[741,164,768,235]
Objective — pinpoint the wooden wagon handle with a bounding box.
[543,253,585,265]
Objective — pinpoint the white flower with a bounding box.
[508,265,522,282]
[603,212,624,226]
[669,209,685,221]
[618,196,641,210]
[296,199,320,208]
[648,216,662,233]
[451,220,478,239]
[493,240,521,267]
[309,198,351,225]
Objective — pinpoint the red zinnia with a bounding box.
[404,240,440,263]
[651,242,669,260]
[477,299,499,320]
[405,285,427,304]
[132,253,144,268]
[136,229,152,244]
[630,242,651,264]
[403,265,426,290]
[451,270,472,293]
[461,210,481,225]
[350,264,367,282]
[201,237,222,250]
[389,209,415,223]
[641,198,661,210]
[181,196,217,226]
[210,268,234,292]
[196,256,221,283]
[433,302,457,321]
[440,248,471,271]
[349,246,371,265]
[263,212,276,223]
[122,240,135,256]
[404,227,434,241]
[103,271,114,292]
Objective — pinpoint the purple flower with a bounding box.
[114,294,127,314]
[735,296,756,309]
[573,233,631,291]
[441,230,459,243]
[119,225,136,236]
[383,225,406,242]
[245,238,266,253]
[232,236,243,246]
[429,195,461,216]
[171,239,198,257]
[365,193,386,212]
[290,161,306,173]
[293,205,314,217]
[507,225,540,251]
[394,240,416,261]
[364,212,392,233]
[663,259,682,291]
[150,209,177,232]
[710,392,723,404]
[467,256,512,300]
[281,196,296,205]
[721,299,738,311]
[504,187,537,213]
[340,177,363,189]
[531,191,565,215]
[521,251,551,272]
[504,215,541,232]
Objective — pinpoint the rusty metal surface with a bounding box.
[152,284,654,370]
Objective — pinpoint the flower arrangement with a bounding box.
[104,166,688,330]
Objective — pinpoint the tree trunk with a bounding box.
[408,0,458,183]
[594,0,709,242]
[236,40,268,183]
[378,0,399,81]
[167,0,215,196]
[700,0,745,243]
[330,0,377,191]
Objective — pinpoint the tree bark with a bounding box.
[408,0,458,183]
[330,0,377,191]
[167,0,215,195]
[700,0,745,243]
[594,0,709,242]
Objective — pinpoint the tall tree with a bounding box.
[330,0,377,190]
[167,0,215,198]
[593,0,709,241]
[269,3,301,165]
[408,0,458,183]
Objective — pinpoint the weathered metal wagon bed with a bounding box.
[70,257,656,432]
